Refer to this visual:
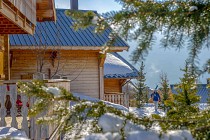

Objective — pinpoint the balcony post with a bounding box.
[99,54,106,100]
[3,34,10,80]
[0,0,2,9]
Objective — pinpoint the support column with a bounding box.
[0,52,3,77]
[99,66,104,100]
[98,54,106,100]
[0,35,4,79]
[3,34,10,80]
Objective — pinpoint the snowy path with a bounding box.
[129,103,166,117]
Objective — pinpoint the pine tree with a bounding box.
[159,72,172,111]
[135,61,147,107]
[158,62,210,139]
[166,61,200,118]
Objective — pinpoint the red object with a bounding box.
[16,99,23,106]
[6,85,10,91]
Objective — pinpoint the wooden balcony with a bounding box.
[0,0,36,34]
[0,79,70,139]
[0,0,56,34]
[104,92,129,107]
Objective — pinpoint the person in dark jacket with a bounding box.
[151,90,161,112]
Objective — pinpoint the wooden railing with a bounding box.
[0,79,70,139]
[0,84,31,137]
[104,92,129,107]
[6,0,36,25]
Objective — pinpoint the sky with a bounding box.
[55,0,210,88]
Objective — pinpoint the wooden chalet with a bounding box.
[8,9,129,100]
[0,1,136,138]
[104,53,138,106]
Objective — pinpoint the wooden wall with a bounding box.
[10,50,100,98]
[104,79,122,93]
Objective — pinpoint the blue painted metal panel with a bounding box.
[10,9,128,48]
[9,35,15,45]
[170,84,209,103]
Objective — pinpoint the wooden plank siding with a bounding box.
[104,79,122,93]
[10,50,100,98]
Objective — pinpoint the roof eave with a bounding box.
[104,74,138,79]
[104,77,138,79]
[10,46,128,51]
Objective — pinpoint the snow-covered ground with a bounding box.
[1,93,208,140]
[0,127,28,139]
[129,103,166,117]
[64,93,200,140]
[64,102,194,140]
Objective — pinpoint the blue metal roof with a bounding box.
[10,9,129,48]
[104,53,138,79]
[170,84,209,103]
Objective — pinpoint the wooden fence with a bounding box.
[104,92,129,107]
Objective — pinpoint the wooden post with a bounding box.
[10,85,18,129]
[0,85,6,127]
[3,34,10,80]
[24,17,26,27]
[0,52,3,78]
[99,54,106,100]
[99,66,104,100]
[0,35,4,79]
[124,92,129,108]
[0,0,2,9]
[15,10,19,21]
[0,36,4,79]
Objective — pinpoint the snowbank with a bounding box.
[0,127,28,139]
[65,94,196,140]
[163,130,194,140]
[129,103,166,117]
[98,113,145,134]
[198,103,210,110]
[81,130,194,140]
[81,132,121,140]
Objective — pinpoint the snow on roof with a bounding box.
[104,53,138,79]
